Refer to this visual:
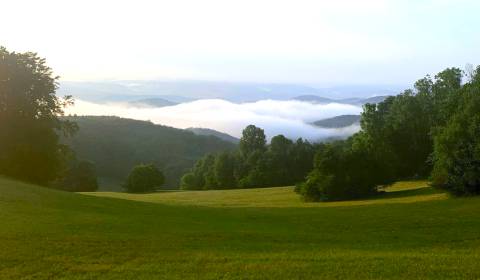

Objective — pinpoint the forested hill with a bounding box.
[62,116,236,190]
[186,127,240,143]
[312,115,361,128]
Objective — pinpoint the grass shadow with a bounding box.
[378,186,444,199]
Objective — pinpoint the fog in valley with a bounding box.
[66,99,362,141]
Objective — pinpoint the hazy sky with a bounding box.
[2,0,479,85]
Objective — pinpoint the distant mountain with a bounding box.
[361,95,390,104]
[59,80,401,103]
[312,115,361,128]
[128,98,177,108]
[187,127,240,144]
[62,116,235,190]
[293,95,389,105]
[292,95,336,104]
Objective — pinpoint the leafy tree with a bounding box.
[200,154,218,189]
[0,46,77,184]
[432,68,480,195]
[56,160,98,192]
[182,126,318,190]
[214,152,236,189]
[238,151,272,188]
[180,154,218,190]
[296,66,474,202]
[239,125,266,156]
[290,138,315,183]
[268,135,293,185]
[295,137,384,201]
[124,164,165,193]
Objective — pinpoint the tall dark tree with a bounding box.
[214,152,236,189]
[0,47,76,184]
[290,138,316,183]
[268,135,293,185]
[239,125,267,156]
[432,67,480,195]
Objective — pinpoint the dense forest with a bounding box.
[296,66,480,201]
[62,116,235,189]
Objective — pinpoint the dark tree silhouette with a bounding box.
[239,125,266,156]
[0,46,77,184]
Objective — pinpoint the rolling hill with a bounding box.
[127,98,177,108]
[186,127,240,143]
[62,116,236,190]
[312,115,361,128]
[292,95,389,105]
[1,177,480,279]
[59,80,400,103]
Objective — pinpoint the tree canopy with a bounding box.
[297,66,480,201]
[0,46,76,184]
[181,125,316,190]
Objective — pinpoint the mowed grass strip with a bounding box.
[84,181,447,207]
[1,177,480,279]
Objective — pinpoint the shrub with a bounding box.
[124,164,164,193]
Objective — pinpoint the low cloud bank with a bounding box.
[65,99,362,141]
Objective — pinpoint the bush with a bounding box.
[294,171,333,202]
[124,164,165,193]
[295,139,382,201]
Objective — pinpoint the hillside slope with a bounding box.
[312,114,361,128]
[186,127,240,143]
[62,116,236,190]
[1,177,480,279]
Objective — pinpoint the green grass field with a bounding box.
[1,177,480,279]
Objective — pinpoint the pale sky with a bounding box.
[2,0,479,85]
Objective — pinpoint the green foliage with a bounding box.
[214,152,237,189]
[55,160,98,192]
[63,116,235,189]
[295,139,383,201]
[432,69,480,195]
[298,66,475,201]
[124,164,165,193]
[239,125,266,156]
[0,46,77,184]
[182,126,317,190]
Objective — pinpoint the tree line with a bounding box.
[296,66,480,201]
[180,125,317,190]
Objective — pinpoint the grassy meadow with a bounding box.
[1,177,480,279]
